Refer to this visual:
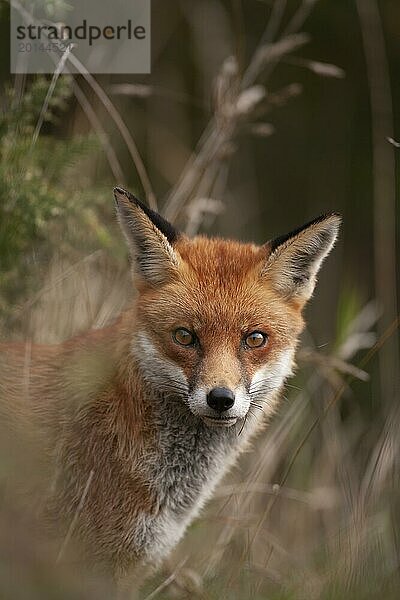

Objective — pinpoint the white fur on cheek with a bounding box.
[188,386,207,416]
[250,348,295,403]
[131,331,189,396]
[231,386,251,419]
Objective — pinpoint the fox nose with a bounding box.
[207,387,235,412]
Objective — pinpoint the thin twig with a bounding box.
[56,469,94,564]
[143,556,188,600]
[262,0,288,45]
[73,82,125,183]
[109,83,207,110]
[31,44,73,147]
[282,0,318,36]
[67,59,158,211]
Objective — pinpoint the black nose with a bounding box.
[207,387,235,412]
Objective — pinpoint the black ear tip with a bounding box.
[114,187,138,204]
[312,212,342,225]
[323,212,342,233]
[113,186,180,244]
[114,186,124,197]
[325,211,342,222]
[113,187,152,215]
[305,212,341,234]
[269,211,341,254]
[113,186,127,198]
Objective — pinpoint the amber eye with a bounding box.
[173,328,195,347]
[244,331,268,349]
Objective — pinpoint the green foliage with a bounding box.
[0,75,114,314]
[20,0,73,19]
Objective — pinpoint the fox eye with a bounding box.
[244,331,268,349]
[173,328,195,347]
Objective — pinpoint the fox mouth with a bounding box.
[201,416,238,428]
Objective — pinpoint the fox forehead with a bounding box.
[136,235,304,342]
[176,235,264,279]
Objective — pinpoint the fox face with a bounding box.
[115,188,340,428]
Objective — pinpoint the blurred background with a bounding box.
[0,0,399,598]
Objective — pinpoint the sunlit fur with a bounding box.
[0,188,340,594]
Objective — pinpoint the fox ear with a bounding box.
[262,213,341,302]
[114,187,181,285]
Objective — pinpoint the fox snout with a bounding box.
[188,378,251,427]
[202,387,238,427]
[206,387,235,412]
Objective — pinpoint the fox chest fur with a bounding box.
[45,365,260,574]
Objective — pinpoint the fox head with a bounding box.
[114,187,340,428]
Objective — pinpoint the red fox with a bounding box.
[0,187,340,594]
